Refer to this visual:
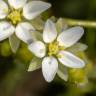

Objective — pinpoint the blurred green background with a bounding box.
[0,0,96,96]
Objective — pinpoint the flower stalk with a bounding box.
[63,18,96,28]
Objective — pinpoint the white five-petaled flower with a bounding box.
[0,0,51,53]
[28,19,86,82]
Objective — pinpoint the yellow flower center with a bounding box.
[48,41,65,57]
[7,10,22,25]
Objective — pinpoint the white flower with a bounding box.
[28,19,86,82]
[0,0,51,53]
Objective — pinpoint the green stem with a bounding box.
[63,18,96,28]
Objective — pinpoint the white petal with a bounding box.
[0,0,8,19]
[23,1,51,20]
[28,41,46,58]
[58,51,85,68]
[15,22,35,43]
[0,22,15,41]
[67,43,88,54]
[28,57,41,72]
[9,34,20,53]
[57,26,84,47]
[57,64,68,81]
[42,56,58,82]
[8,0,27,9]
[43,19,57,43]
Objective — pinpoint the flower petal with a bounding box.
[57,64,68,81]
[8,0,27,9]
[67,43,88,54]
[23,1,51,20]
[42,56,58,82]
[15,22,35,44]
[0,22,15,41]
[28,57,41,72]
[28,41,46,58]
[57,26,84,47]
[58,51,85,68]
[43,19,57,43]
[0,0,8,19]
[9,34,20,53]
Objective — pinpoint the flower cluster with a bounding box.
[0,0,51,52]
[0,0,87,83]
[28,19,87,82]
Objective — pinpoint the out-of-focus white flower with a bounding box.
[28,19,86,82]
[0,0,51,53]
